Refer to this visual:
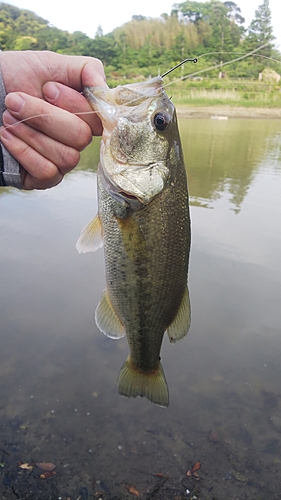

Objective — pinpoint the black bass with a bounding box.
[76,77,191,407]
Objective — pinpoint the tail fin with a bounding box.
[117,356,169,407]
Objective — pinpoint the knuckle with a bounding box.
[94,58,104,70]
[57,146,80,173]
[32,172,63,190]
[85,55,104,71]
[20,151,61,188]
[91,117,103,137]
[65,148,80,168]
[37,159,59,183]
[4,132,64,189]
[74,124,93,151]
[80,130,93,151]
[11,139,31,162]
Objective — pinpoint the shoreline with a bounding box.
[176,105,281,119]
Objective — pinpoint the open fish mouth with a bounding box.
[119,191,139,200]
[108,189,144,212]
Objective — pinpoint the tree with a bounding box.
[131,15,146,22]
[224,1,245,25]
[86,35,119,66]
[209,2,234,55]
[244,0,275,61]
[0,0,279,77]
[95,24,103,37]
[174,0,245,62]
[13,35,37,50]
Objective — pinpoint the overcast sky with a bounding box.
[6,0,281,48]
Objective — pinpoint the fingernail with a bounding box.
[43,82,60,103]
[5,93,25,113]
[3,110,18,126]
[0,126,14,141]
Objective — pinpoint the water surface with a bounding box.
[1,118,281,499]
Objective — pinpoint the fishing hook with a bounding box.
[161,58,198,78]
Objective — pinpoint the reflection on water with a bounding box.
[180,119,281,212]
[1,119,281,499]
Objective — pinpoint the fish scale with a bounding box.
[77,77,191,406]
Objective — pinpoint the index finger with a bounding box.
[5,92,93,149]
[43,81,102,135]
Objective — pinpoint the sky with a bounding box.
[5,0,281,48]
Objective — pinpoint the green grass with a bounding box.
[172,94,281,108]
[106,75,281,109]
[168,81,281,108]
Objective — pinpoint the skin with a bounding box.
[0,51,107,189]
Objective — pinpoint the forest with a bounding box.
[0,0,280,84]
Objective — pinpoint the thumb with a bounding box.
[81,58,108,89]
[55,55,108,91]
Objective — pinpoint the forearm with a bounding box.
[0,66,21,188]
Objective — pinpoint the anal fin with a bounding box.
[95,290,125,339]
[167,286,191,343]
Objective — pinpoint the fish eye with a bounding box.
[153,112,171,132]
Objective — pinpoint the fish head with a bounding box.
[84,78,178,207]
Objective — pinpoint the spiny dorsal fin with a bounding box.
[167,287,191,343]
[76,215,103,253]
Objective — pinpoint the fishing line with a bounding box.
[162,41,274,88]
[1,110,101,131]
[111,45,280,106]
[1,41,279,131]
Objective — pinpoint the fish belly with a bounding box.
[97,165,190,406]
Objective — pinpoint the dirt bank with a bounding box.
[176,105,281,119]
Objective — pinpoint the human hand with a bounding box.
[0,51,107,189]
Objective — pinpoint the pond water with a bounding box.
[1,118,281,500]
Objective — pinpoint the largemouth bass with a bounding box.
[76,77,191,407]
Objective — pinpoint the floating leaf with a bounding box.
[192,462,201,473]
[126,484,140,496]
[36,462,56,472]
[18,463,33,471]
[40,471,56,479]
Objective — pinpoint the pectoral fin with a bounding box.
[167,287,191,343]
[95,290,125,339]
[76,215,103,253]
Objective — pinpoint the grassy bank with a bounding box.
[176,105,281,119]
[167,80,281,109]
[107,75,281,111]
[172,80,281,117]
